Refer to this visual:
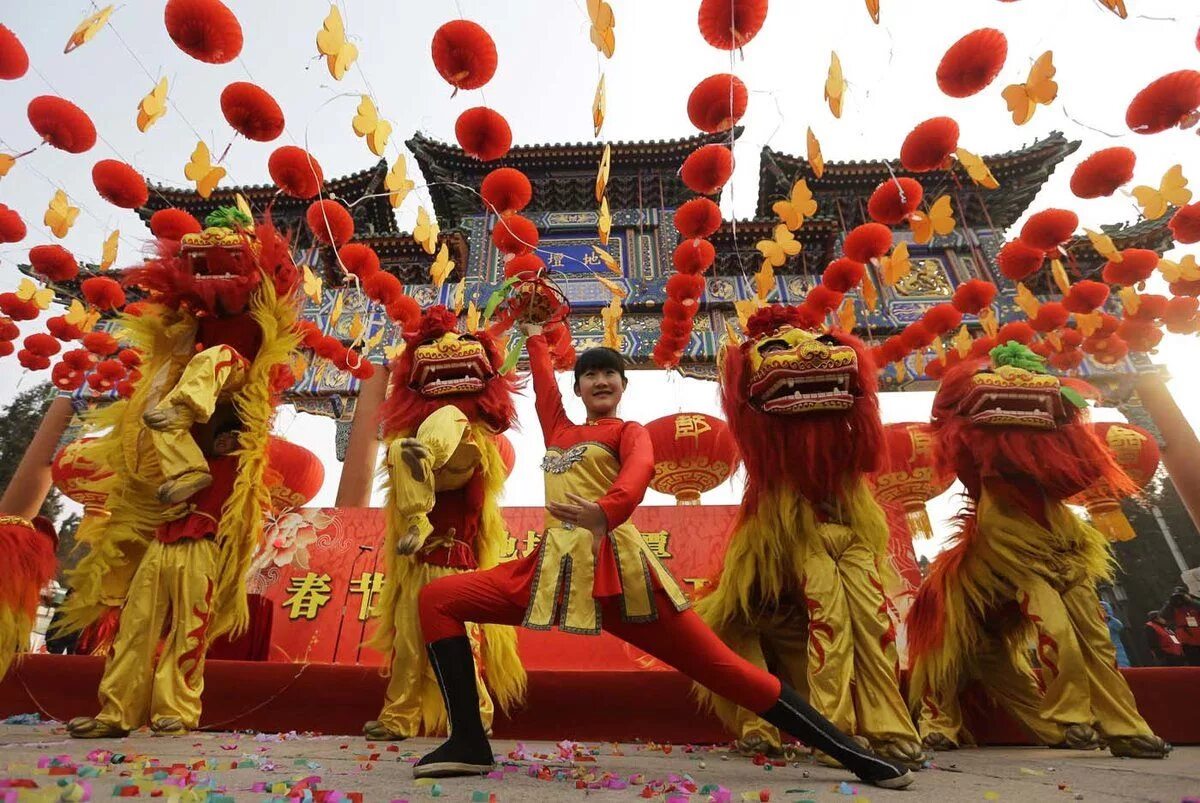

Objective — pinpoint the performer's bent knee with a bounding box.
[418,575,469,643]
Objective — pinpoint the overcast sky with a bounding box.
[2,1,1199,554]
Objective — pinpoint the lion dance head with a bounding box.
[932,340,1133,501]
[720,304,883,505]
[380,305,518,437]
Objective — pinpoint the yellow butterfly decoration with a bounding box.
[588,0,616,58]
[184,141,226,199]
[807,127,825,179]
[290,352,311,381]
[430,243,455,287]
[302,265,323,302]
[1119,287,1140,316]
[953,325,972,358]
[931,335,946,364]
[772,179,818,231]
[753,263,776,301]
[735,298,765,330]
[65,299,99,333]
[100,230,119,271]
[465,302,481,335]
[598,196,612,245]
[413,207,439,255]
[1075,311,1101,337]
[1015,282,1040,319]
[44,190,79,238]
[895,360,908,383]
[64,5,113,53]
[316,4,359,80]
[595,143,611,203]
[452,276,466,314]
[1132,164,1192,221]
[17,278,54,311]
[837,297,857,331]
[1085,228,1121,262]
[978,307,999,338]
[601,296,623,350]
[825,52,845,119]
[385,156,415,209]
[329,290,346,329]
[910,195,955,244]
[1002,51,1057,126]
[384,342,405,362]
[1050,258,1071,296]
[352,96,391,157]
[1159,254,1200,283]
[955,148,999,190]
[137,78,169,133]
[591,245,619,273]
[1045,331,1062,351]
[756,224,802,268]
[861,273,878,311]
[348,312,366,343]
[0,153,14,180]
[865,0,881,23]
[879,242,912,286]
[595,275,627,299]
[593,75,606,137]
[1100,0,1127,18]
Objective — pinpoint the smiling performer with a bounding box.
[405,321,913,789]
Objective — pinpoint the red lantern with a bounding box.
[843,222,893,263]
[1126,70,1200,134]
[92,160,149,209]
[306,200,355,247]
[1020,208,1078,252]
[431,20,498,92]
[455,107,512,162]
[338,243,380,279]
[997,239,1045,282]
[687,73,748,133]
[81,277,126,311]
[672,239,716,274]
[30,245,79,283]
[1068,422,1160,541]
[150,208,202,240]
[1102,248,1159,286]
[269,146,324,199]
[27,96,96,153]
[873,422,955,540]
[899,117,959,172]
[675,197,722,239]
[697,0,768,50]
[0,204,24,244]
[644,413,738,504]
[680,144,734,195]
[1070,147,1136,199]
[480,167,532,215]
[867,178,923,225]
[263,437,325,512]
[1169,203,1200,245]
[491,213,539,255]
[164,0,243,64]
[0,24,29,80]
[221,82,285,142]
[936,28,1007,98]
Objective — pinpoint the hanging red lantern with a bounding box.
[268,146,323,199]
[997,239,1045,282]
[338,243,380,279]
[1030,301,1070,333]
[644,412,738,505]
[164,0,243,64]
[1069,147,1136,199]
[306,199,355,247]
[873,422,955,540]
[27,96,96,153]
[867,178,923,225]
[263,437,325,512]
[1068,422,1160,541]
[680,144,734,196]
[480,167,532,215]
[1101,248,1159,286]
[843,222,893,263]
[0,205,26,244]
[1125,70,1200,134]
[899,117,959,172]
[1170,203,1200,245]
[455,107,512,162]
[491,213,539,255]
[666,273,705,305]
[697,0,769,50]
[150,208,202,240]
[951,279,997,315]
[220,82,285,142]
[936,28,1007,98]
[1019,208,1078,252]
[672,239,716,274]
[81,277,126,311]
[431,20,498,92]
[675,197,722,239]
[1062,280,1110,314]
[822,257,866,293]
[92,160,149,209]
[0,24,29,80]
[687,73,748,133]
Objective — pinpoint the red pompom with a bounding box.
[867,178,924,225]
[363,271,403,307]
[164,0,243,64]
[81,277,126,311]
[118,348,142,368]
[338,243,380,279]
[900,117,959,172]
[95,358,126,380]
[672,239,716,274]
[1170,203,1200,245]
[1050,349,1084,371]
[899,322,935,351]
[923,303,963,335]
[491,214,538,255]
[149,208,201,240]
[952,278,997,314]
[27,95,96,153]
[1019,208,1078,251]
[745,304,806,339]
[0,204,24,244]
[805,285,843,315]
[306,200,354,247]
[268,146,323,199]
[843,222,893,263]
[666,273,705,304]
[936,28,1007,98]
[822,258,866,293]
[1084,334,1129,364]
[997,239,1045,282]
[680,144,734,196]
[1101,248,1159,286]
[1172,279,1200,298]
[1095,312,1120,338]
[1069,148,1136,199]
[82,331,118,357]
[504,253,544,279]
[1031,301,1070,332]
[1130,293,1169,321]
[663,298,698,323]
[92,160,149,209]
[1126,70,1200,134]
[431,20,497,91]
[1165,296,1200,330]
[0,341,13,358]
[675,198,723,239]
[455,107,512,162]
[0,24,29,80]
[0,294,38,321]
[28,245,79,283]
[969,335,998,358]
[18,350,50,371]
[480,168,532,215]
[0,318,18,340]
[220,82,284,142]
[51,362,84,392]
[1062,280,1110,314]
[46,316,84,342]
[389,296,422,332]
[62,348,95,372]
[687,73,748,133]
[23,333,60,358]
[697,0,768,50]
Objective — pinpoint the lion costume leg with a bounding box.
[1016,578,1096,730]
[801,544,857,735]
[974,644,1067,746]
[916,684,967,749]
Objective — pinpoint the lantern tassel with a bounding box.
[1085,503,1137,542]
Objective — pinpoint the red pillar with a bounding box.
[0,396,74,519]
[335,367,387,507]
[1135,374,1200,531]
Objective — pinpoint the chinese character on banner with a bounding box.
[641,531,672,559]
[546,252,565,268]
[351,571,385,621]
[283,572,333,620]
[673,414,712,442]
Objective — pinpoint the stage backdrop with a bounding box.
[248,506,922,669]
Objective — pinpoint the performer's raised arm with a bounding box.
[521,323,570,440]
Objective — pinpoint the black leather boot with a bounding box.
[759,685,914,789]
[413,636,495,778]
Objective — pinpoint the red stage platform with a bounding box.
[2,655,1196,745]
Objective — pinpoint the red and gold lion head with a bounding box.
[720,305,883,505]
[932,341,1133,501]
[380,305,518,437]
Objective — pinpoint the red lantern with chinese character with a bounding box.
[873,422,955,540]
[264,437,325,512]
[1068,422,1160,541]
[644,413,738,505]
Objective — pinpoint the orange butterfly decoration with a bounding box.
[1002,52,1057,126]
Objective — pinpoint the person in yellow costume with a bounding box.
[697,305,925,767]
[907,342,1170,758]
[60,210,303,737]
[363,306,525,741]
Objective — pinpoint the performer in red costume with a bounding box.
[408,322,913,789]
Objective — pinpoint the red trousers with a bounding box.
[418,560,782,715]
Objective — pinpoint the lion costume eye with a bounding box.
[758,338,790,354]
[816,334,838,346]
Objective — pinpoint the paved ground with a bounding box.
[0,722,1197,801]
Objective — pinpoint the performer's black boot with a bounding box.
[759,684,914,789]
[413,636,495,779]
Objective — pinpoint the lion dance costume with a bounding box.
[907,342,1169,758]
[697,305,924,766]
[0,516,58,681]
[363,306,525,741]
[60,207,303,737]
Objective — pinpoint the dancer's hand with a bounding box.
[521,322,543,337]
[547,493,608,539]
[393,438,432,482]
